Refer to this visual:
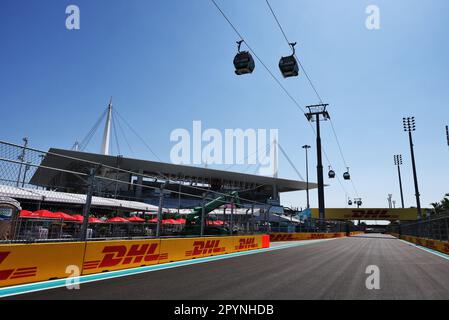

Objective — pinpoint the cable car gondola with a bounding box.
[279,42,299,78]
[328,166,335,179]
[233,40,255,75]
[357,200,362,206]
[348,199,353,206]
[343,167,351,180]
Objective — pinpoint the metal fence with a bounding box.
[389,213,449,242]
[0,139,358,243]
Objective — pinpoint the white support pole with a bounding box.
[101,98,113,155]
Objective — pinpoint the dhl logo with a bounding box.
[83,243,168,270]
[0,252,37,281]
[185,240,225,257]
[344,210,397,219]
[235,238,258,250]
[270,234,294,241]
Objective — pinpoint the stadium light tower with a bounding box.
[302,145,311,208]
[305,104,330,220]
[394,154,405,208]
[403,117,421,217]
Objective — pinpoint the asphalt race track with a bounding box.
[5,234,449,300]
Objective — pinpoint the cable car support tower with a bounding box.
[305,104,330,220]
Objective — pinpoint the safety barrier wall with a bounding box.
[0,235,270,287]
[270,232,346,242]
[349,231,365,236]
[0,242,85,287]
[395,234,449,255]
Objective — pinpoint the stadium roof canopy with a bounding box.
[0,185,159,212]
[30,148,317,193]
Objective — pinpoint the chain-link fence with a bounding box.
[0,140,358,243]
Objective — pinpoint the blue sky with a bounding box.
[0,0,448,209]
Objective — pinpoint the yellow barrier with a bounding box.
[159,237,235,262]
[233,235,265,252]
[0,242,85,287]
[82,239,164,275]
[270,232,346,242]
[399,235,449,255]
[0,235,270,287]
[349,232,365,236]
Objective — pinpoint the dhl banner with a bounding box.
[270,232,345,242]
[399,235,449,255]
[0,242,85,287]
[0,235,270,287]
[311,208,418,221]
[159,237,235,262]
[82,239,165,275]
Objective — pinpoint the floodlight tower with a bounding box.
[305,104,330,220]
[403,117,421,217]
[394,154,405,208]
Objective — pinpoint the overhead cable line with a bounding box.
[211,0,353,199]
[265,0,360,197]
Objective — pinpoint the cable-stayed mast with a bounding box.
[101,98,113,155]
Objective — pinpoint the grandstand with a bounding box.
[30,148,317,209]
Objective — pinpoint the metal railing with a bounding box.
[388,212,449,242]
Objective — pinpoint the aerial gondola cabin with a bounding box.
[279,55,299,78]
[234,51,255,75]
[279,42,299,78]
[328,169,336,179]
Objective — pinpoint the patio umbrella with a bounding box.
[88,217,105,224]
[19,210,34,218]
[107,217,129,223]
[71,214,85,222]
[148,218,158,223]
[53,212,78,221]
[175,218,186,224]
[127,217,145,222]
[26,210,59,219]
[162,219,177,225]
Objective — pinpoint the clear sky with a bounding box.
[0,0,448,210]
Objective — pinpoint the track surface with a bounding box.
[6,234,449,300]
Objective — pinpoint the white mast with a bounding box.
[101,98,113,155]
[272,137,278,178]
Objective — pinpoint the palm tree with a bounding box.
[431,202,443,214]
[441,193,449,212]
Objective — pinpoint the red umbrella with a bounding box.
[25,210,59,219]
[107,217,129,223]
[19,210,34,218]
[127,216,145,222]
[88,217,105,224]
[71,214,85,222]
[175,218,186,224]
[214,220,224,225]
[148,218,158,223]
[162,219,177,225]
[53,212,78,221]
